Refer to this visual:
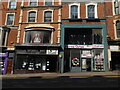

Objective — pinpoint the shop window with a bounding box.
[15,55,47,71]
[29,0,37,6]
[6,13,15,25]
[8,0,16,9]
[114,0,119,14]
[65,28,102,45]
[25,30,51,44]
[44,11,52,22]
[116,21,120,38]
[45,0,53,5]
[92,29,102,44]
[28,11,36,22]
[93,49,104,71]
[71,5,78,19]
[65,28,92,45]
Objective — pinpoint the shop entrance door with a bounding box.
[70,50,81,72]
[82,58,91,72]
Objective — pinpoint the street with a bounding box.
[1,76,120,89]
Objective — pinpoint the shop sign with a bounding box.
[81,54,92,57]
[65,45,104,49]
[46,49,58,55]
[0,53,7,57]
[110,46,119,51]
[7,47,15,50]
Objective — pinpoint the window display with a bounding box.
[25,30,51,44]
[93,49,104,71]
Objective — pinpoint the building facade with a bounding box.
[107,0,120,71]
[13,0,62,74]
[60,1,108,73]
[0,0,119,74]
[0,0,21,74]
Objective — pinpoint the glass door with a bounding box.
[70,50,81,72]
[82,58,92,72]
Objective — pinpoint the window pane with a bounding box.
[88,5,95,18]
[116,21,120,38]
[28,12,36,22]
[44,11,52,22]
[30,0,37,5]
[25,31,51,44]
[7,14,14,25]
[71,5,78,19]
[9,1,16,9]
[45,0,52,5]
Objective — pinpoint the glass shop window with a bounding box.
[25,30,51,44]
[93,49,104,71]
[92,29,102,44]
[65,28,92,45]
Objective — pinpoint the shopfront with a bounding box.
[60,24,108,73]
[64,46,104,72]
[14,45,60,74]
[0,52,8,74]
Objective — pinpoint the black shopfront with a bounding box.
[14,45,60,74]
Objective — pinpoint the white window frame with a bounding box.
[27,10,37,23]
[69,3,80,19]
[86,3,98,18]
[44,0,54,6]
[29,0,38,6]
[113,0,120,15]
[43,9,54,22]
[5,13,15,26]
[8,0,17,9]
[114,20,120,39]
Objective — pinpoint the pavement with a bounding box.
[1,71,120,79]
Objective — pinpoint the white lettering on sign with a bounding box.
[46,50,58,55]
[65,44,104,49]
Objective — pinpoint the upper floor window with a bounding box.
[9,0,16,9]
[116,21,120,38]
[6,13,15,25]
[114,0,119,14]
[25,30,51,44]
[71,5,78,19]
[0,27,10,46]
[69,3,80,19]
[86,3,98,19]
[28,11,36,22]
[30,0,37,6]
[87,5,95,18]
[44,11,52,22]
[45,0,53,5]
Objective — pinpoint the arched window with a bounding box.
[45,0,53,5]
[114,0,119,14]
[71,5,78,19]
[28,11,36,22]
[87,5,95,18]
[116,21,120,38]
[9,0,16,9]
[44,11,52,22]
[30,0,37,6]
